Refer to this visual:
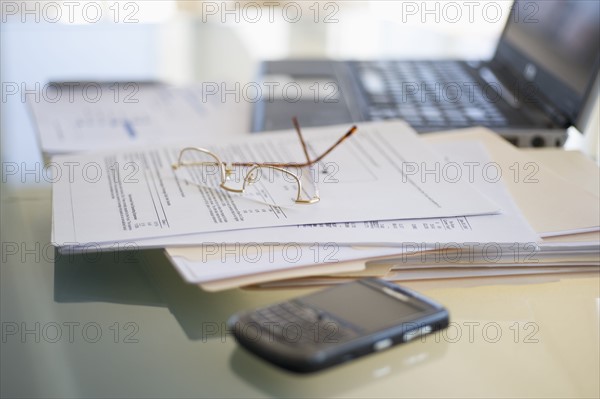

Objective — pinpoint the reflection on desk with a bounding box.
[54,248,271,341]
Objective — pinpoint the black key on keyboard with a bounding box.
[250,301,359,346]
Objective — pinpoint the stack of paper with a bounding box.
[250,129,600,289]
[38,87,599,291]
[52,121,503,243]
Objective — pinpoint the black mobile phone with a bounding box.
[227,278,449,373]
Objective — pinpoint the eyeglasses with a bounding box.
[172,118,358,206]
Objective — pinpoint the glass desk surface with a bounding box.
[1,9,599,398]
[2,189,599,398]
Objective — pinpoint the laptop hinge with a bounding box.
[482,64,571,128]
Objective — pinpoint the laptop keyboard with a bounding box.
[352,60,509,129]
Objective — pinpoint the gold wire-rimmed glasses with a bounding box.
[171,118,358,205]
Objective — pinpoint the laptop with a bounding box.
[252,0,599,147]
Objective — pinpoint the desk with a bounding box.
[1,8,599,398]
[1,188,599,397]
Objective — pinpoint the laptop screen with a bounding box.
[495,0,599,125]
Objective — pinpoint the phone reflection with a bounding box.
[230,338,448,397]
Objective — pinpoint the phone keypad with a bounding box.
[250,301,359,346]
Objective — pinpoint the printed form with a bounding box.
[86,141,539,252]
[52,121,500,245]
[165,141,540,283]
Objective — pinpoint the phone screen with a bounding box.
[300,281,426,333]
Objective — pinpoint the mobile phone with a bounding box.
[227,278,449,373]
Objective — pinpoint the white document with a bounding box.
[164,141,539,284]
[52,121,499,245]
[384,266,600,280]
[29,84,246,154]
[168,244,422,284]
[168,241,542,284]
[257,266,600,288]
[71,140,537,251]
[425,127,600,236]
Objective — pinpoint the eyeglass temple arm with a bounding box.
[292,117,312,164]
[229,124,358,169]
[304,125,358,166]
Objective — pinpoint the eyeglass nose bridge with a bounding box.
[218,163,250,193]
